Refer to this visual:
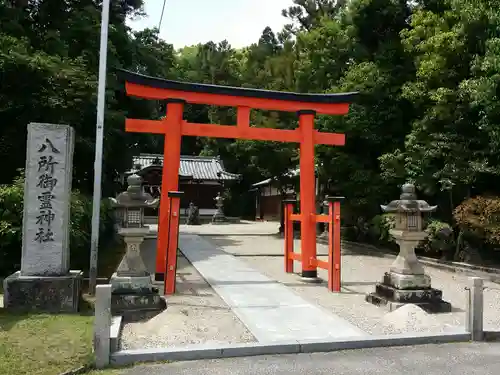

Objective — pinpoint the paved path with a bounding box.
[123,342,500,375]
[179,234,365,342]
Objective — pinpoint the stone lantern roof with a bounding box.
[380,183,437,214]
[111,174,159,209]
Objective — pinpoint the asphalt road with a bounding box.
[123,342,500,375]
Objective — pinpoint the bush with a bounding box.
[368,214,395,244]
[449,195,500,263]
[0,174,24,272]
[453,195,500,246]
[0,172,116,277]
[365,213,455,259]
[417,219,455,259]
[340,225,358,241]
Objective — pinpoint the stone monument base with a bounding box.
[365,271,452,313]
[3,270,82,313]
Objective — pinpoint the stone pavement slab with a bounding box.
[122,342,500,375]
[179,234,366,343]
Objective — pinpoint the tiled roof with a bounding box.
[130,154,241,181]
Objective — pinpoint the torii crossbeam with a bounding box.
[119,69,357,295]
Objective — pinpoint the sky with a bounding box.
[128,0,294,49]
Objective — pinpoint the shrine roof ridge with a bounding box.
[129,153,241,181]
[118,69,358,104]
[135,153,222,162]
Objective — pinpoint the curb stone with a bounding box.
[110,331,473,366]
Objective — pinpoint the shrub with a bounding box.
[369,213,396,243]
[340,225,358,241]
[367,213,455,259]
[0,174,24,272]
[418,219,455,258]
[0,172,116,277]
[453,195,500,246]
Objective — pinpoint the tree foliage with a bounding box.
[2,0,500,256]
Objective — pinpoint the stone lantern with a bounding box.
[365,183,452,313]
[212,192,227,224]
[109,174,165,315]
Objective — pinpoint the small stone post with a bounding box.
[94,284,112,369]
[465,277,484,341]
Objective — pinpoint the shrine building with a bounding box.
[251,167,329,222]
[123,153,241,220]
[250,169,298,222]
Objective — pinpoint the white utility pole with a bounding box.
[89,0,111,295]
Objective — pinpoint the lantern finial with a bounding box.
[400,183,417,200]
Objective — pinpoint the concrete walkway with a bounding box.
[179,234,366,343]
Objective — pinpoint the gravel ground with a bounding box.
[205,234,500,335]
[120,255,256,349]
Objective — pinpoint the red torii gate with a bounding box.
[119,69,357,295]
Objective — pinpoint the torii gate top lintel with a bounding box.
[118,69,358,115]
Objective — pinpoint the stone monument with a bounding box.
[186,202,200,225]
[109,174,165,316]
[365,183,452,313]
[211,192,227,224]
[3,123,82,313]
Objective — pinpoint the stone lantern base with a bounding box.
[365,271,452,313]
[365,230,452,313]
[110,229,166,317]
[211,209,227,224]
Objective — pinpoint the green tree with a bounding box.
[380,0,500,217]
[0,0,179,196]
[292,0,414,220]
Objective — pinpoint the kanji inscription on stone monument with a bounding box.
[21,123,75,276]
